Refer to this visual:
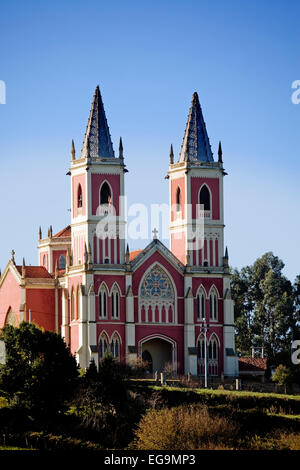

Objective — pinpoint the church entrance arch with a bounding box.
[139,334,177,375]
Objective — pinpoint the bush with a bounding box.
[133,405,238,450]
[0,322,79,418]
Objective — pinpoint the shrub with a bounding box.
[0,322,79,418]
[133,405,238,450]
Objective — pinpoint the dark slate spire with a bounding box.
[71,139,76,160]
[119,137,123,159]
[179,92,213,163]
[81,86,115,159]
[218,141,223,163]
[169,144,174,164]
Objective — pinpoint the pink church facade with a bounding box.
[0,88,238,376]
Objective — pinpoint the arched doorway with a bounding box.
[140,336,176,374]
[142,350,153,373]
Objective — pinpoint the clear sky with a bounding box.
[0,0,299,282]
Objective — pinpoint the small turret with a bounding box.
[169,144,174,164]
[218,141,223,164]
[71,139,76,160]
[119,137,123,160]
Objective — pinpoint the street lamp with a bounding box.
[201,318,209,388]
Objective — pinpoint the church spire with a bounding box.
[179,92,213,163]
[169,144,174,164]
[80,86,115,159]
[218,141,223,163]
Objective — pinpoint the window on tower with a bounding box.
[199,185,210,211]
[100,182,112,205]
[59,254,66,270]
[77,184,83,208]
[175,187,182,213]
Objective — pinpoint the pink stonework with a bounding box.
[0,88,237,377]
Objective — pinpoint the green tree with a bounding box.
[0,322,79,417]
[231,252,296,360]
[272,364,293,392]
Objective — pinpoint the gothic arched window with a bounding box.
[99,332,109,360]
[209,287,218,321]
[59,254,66,270]
[176,187,182,213]
[139,265,175,323]
[208,335,219,360]
[197,287,206,320]
[77,184,83,208]
[111,285,120,319]
[76,287,81,320]
[110,333,121,360]
[100,182,111,205]
[199,185,210,211]
[99,284,108,319]
[71,289,76,321]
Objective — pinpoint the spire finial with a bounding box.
[119,137,123,160]
[80,86,115,159]
[39,226,42,240]
[11,250,15,264]
[71,140,76,160]
[169,144,174,164]
[179,92,213,163]
[55,260,58,279]
[125,243,130,264]
[22,258,26,278]
[225,246,228,259]
[218,141,223,164]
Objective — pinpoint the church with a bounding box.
[0,87,238,377]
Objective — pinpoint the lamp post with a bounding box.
[201,318,209,388]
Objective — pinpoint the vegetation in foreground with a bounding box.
[0,317,300,450]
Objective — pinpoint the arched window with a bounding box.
[77,184,83,208]
[100,182,112,205]
[199,185,210,211]
[43,254,47,267]
[111,285,120,319]
[76,287,81,320]
[59,254,66,270]
[197,335,205,359]
[71,289,76,321]
[99,332,109,360]
[110,333,121,360]
[99,284,108,318]
[208,335,219,360]
[209,287,218,321]
[196,287,206,320]
[176,187,182,213]
[139,264,176,323]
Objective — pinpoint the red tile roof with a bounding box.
[129,250,143,261]
[238,357,267,372]
[16,266,53,279]
[53,226,71,238]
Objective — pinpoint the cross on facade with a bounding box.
[152,227,158,240]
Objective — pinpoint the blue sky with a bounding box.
[0,0,299,282]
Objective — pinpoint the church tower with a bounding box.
[70,86,126,268]
[66,86,127,368]
[168,92,225,268]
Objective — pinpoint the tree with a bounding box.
[0,322,79,418]
[231,252,296,360]
[272,364,293,393]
